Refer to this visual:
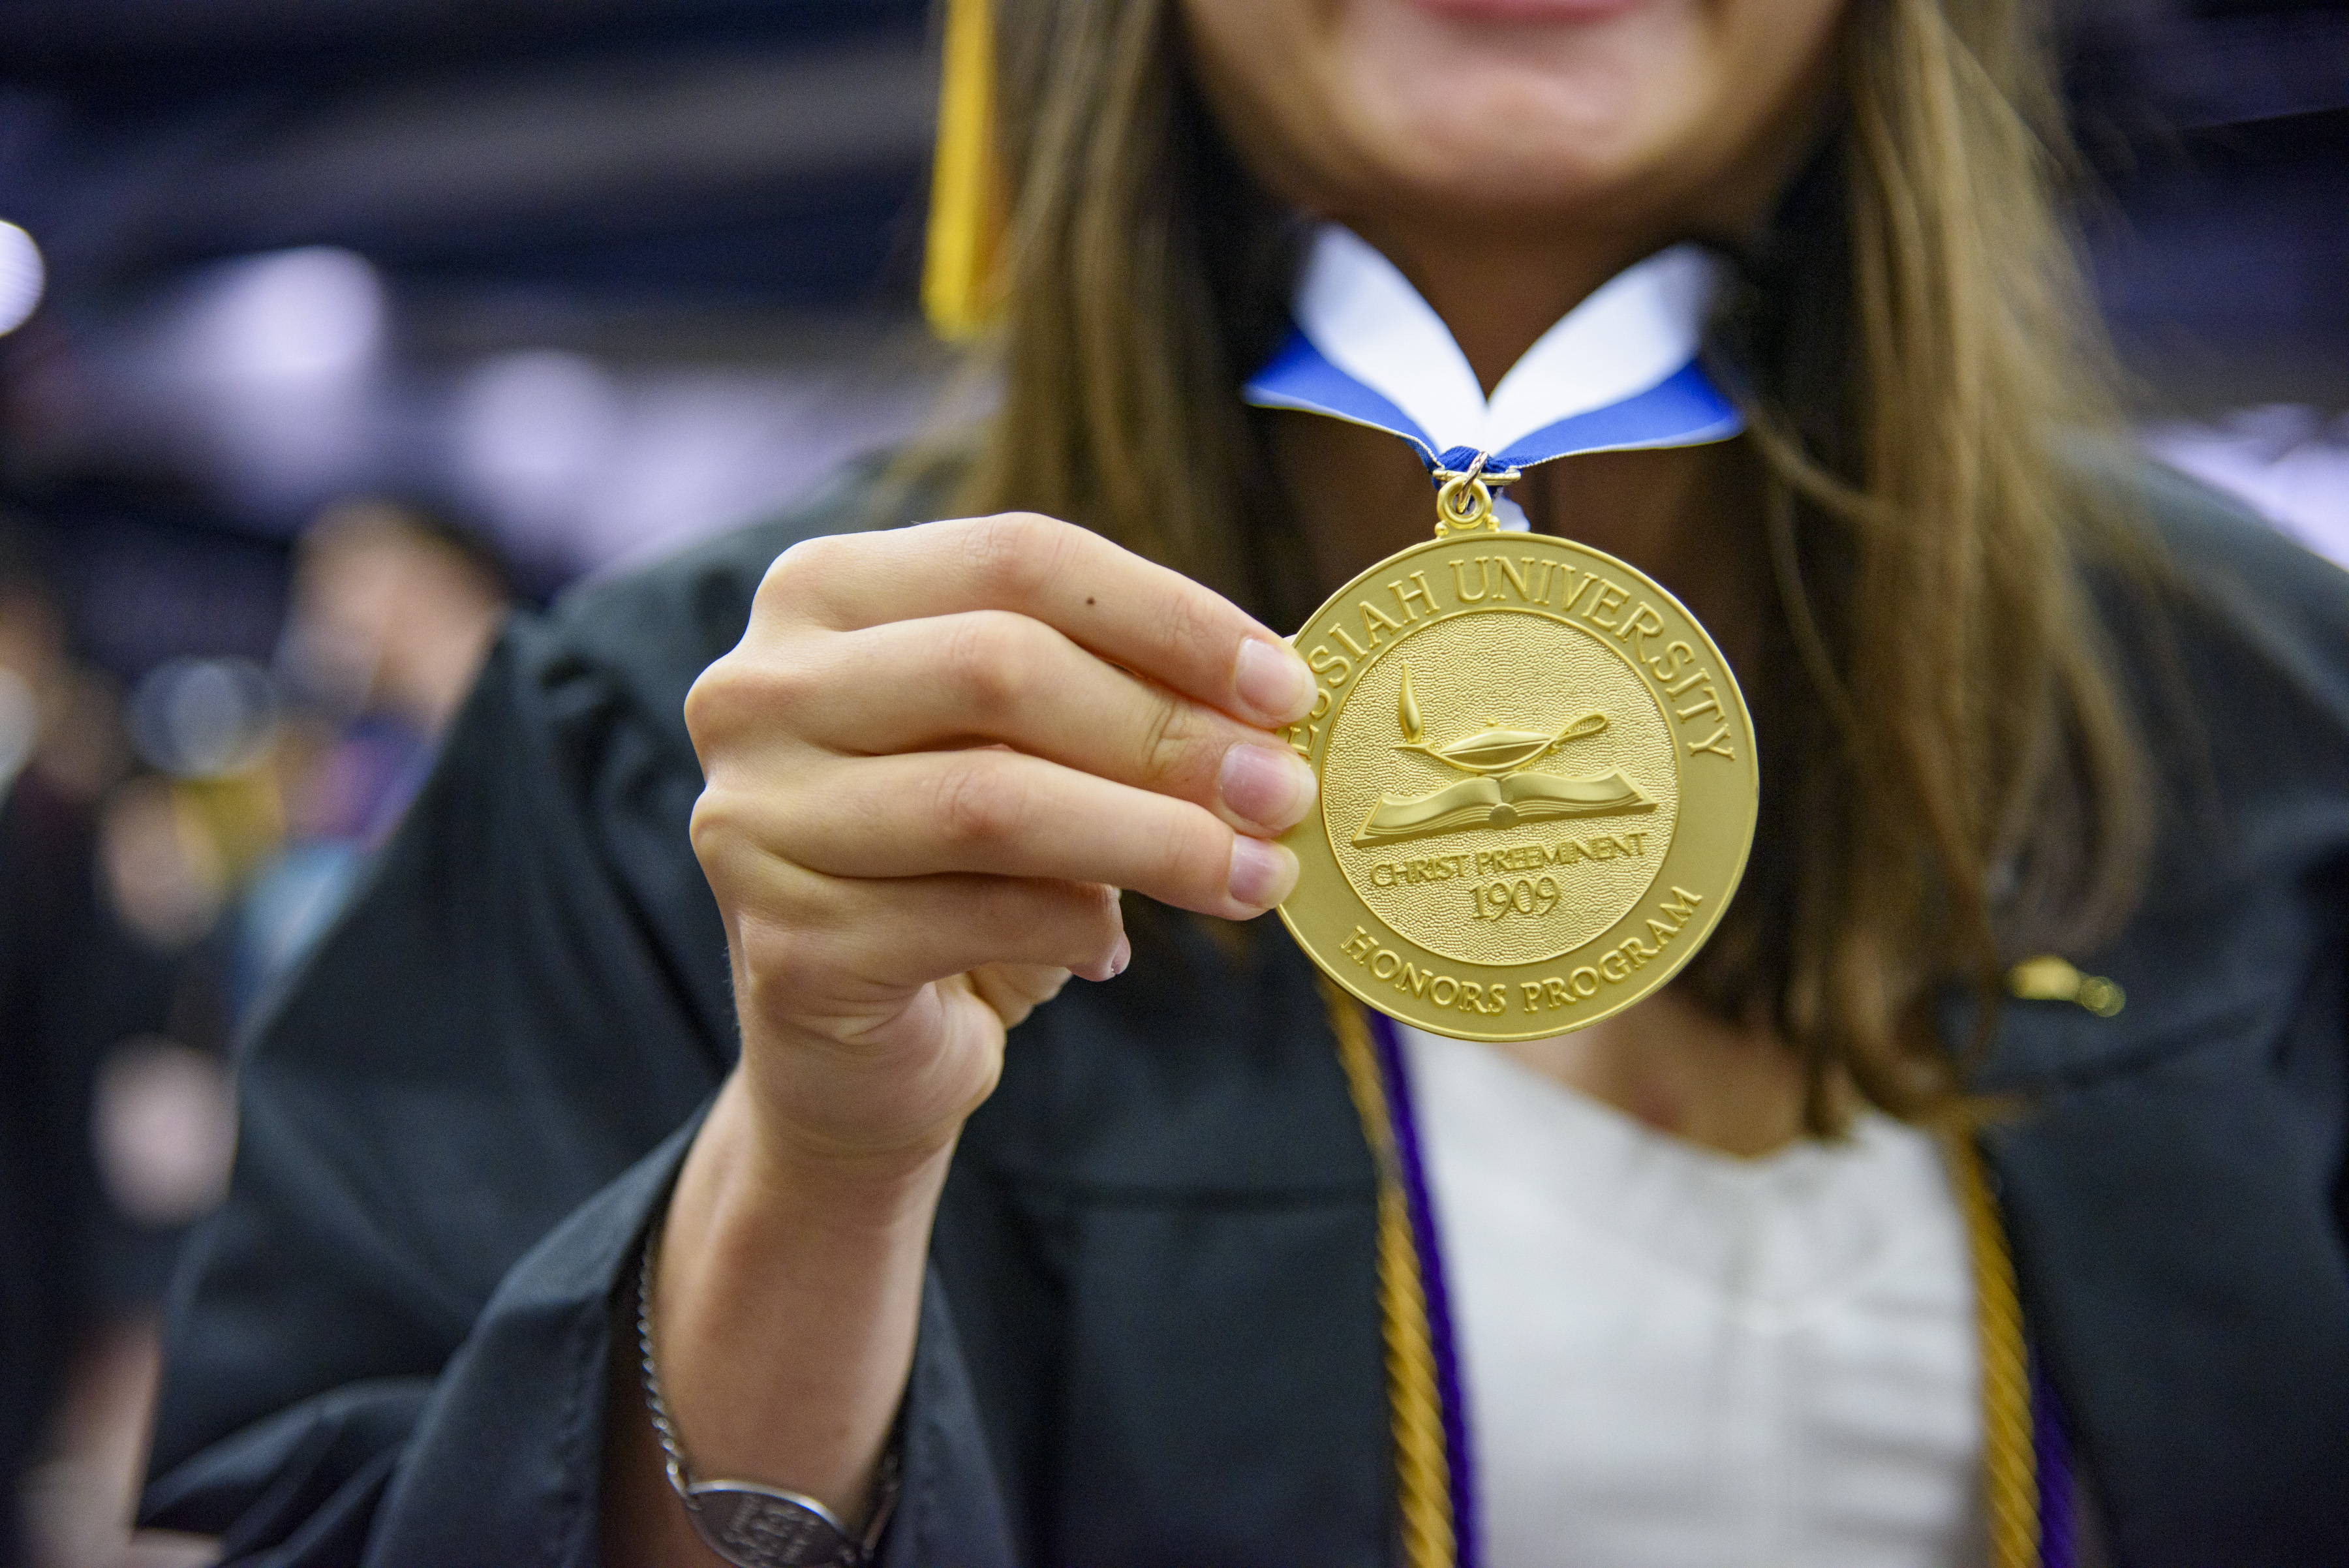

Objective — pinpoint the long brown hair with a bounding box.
[956,0,2153,1128]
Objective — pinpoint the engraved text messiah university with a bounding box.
[1285,555,1740,765]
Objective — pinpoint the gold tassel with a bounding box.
[922,0,1005,340]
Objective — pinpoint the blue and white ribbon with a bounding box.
[1244,224,1742,493]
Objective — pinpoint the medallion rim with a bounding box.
[1278,528,1757,1043]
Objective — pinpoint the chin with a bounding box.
[1185,0,1827,230]
[1368,74,1662,189]
[1331,1,1707,204]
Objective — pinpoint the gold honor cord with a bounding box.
[1321,984,2044,1568]
[1949,1126,2041,1568]
[1326,979,1459,1568]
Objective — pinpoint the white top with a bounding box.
[1398,1026,1986,1568]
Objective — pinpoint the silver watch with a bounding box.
[636,1231,902,1568]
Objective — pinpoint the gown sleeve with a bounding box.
[142,475,1022,1565]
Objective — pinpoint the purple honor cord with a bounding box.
[2034,1351,2078,1568]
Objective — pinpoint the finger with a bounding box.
[748,749,1299,918]
[770,611,1319,834]
[756,514,1317,726]
[728,871,1128,1015]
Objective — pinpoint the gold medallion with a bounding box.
[1276,472,1758,1042]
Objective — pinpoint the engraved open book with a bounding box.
[1353,663,1657,848]
[1353,767,1655,847]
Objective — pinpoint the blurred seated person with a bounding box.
[145,2,2347,1566]
[284,499,509,738]
[238,499,510,992]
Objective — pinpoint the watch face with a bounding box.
[690,1483,859,1568]
[1278,530,1757,1042]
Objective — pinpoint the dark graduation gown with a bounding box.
[143,461,2349,1567]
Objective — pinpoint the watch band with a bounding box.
[636,1227,902,1568]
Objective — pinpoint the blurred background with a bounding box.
[0,1,2342,1563]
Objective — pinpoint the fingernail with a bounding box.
[1218,743,1318,831]
[1227,835,1298,910]
[1234,638,1316,726]
[1108,934,1131,977]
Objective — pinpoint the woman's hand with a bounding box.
[682,509,1320,1172]
[609,515,1319,1563]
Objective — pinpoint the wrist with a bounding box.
[726,1000,981,1187]
[647,1074,942,1534]
[635,1221,903,1567]
[718,1073,960,1229]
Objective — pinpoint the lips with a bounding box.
[1402,0,1650,23]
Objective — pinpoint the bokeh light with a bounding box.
[0,221,42,335]
[184,247,384,384]
[127,656,281,780]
